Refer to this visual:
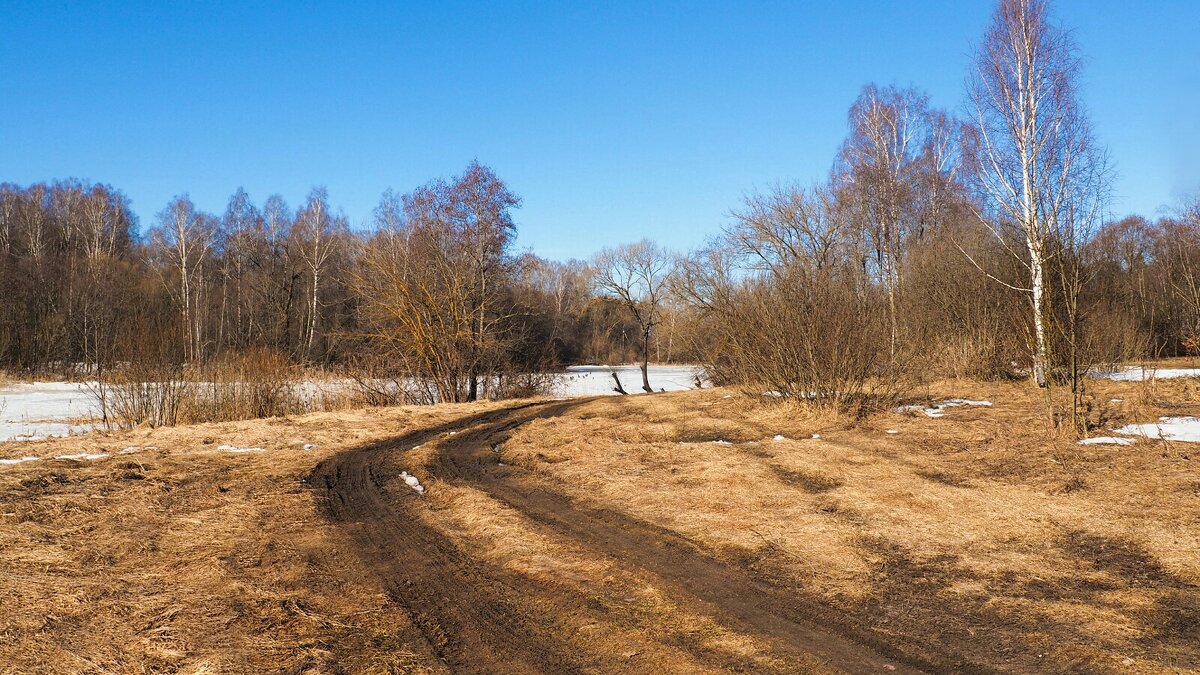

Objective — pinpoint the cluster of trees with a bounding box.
[0,165,689,397]
[670,0,1199,427]
[2,0,1197,424]
[0,181,358,370]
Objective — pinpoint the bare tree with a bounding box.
[967,0,1109,387]
[592,240,671,393]
[727,184,848,279]
[354,164,522,403]
[151,195,217,363]
[294,187,346,362]
[836,85,932,362]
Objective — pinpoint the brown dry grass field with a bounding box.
[0,368,1197,674]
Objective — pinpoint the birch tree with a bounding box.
[354,166,521,403]
[294,187,345,362]
[967,0,1108,387]
[837,85,933,362]
[152,195,217,363]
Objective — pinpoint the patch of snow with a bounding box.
[1094,366,1200,382]
[120,446,142,454]
[0,421,97,442]
[1113,417,1200,444]
[218,444,266,453]
[412,444,423,450]
[885,429,899,434]
[896,399,992,418]
[711,440,732,446]
[53,452,109,461]
[555,365,706,397]
[399,470,425,494]
[810,433,821,440]
[1077,436,1135,446]
[0,382,98,441]
[302,443,318,450]
[772,434,787,442]
[0,456,39,466]
[897,404,944,418]
[943,398,992,407]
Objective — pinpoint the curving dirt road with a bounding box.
[309,400,985,674]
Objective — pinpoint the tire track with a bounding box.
[312,400,984,673]
[310,405,586,674]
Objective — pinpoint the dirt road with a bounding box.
[309,400,984,674]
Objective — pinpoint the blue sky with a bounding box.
[2,1,1197,260]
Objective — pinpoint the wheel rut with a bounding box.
[310,400,985,674]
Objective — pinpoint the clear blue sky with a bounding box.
[2,1,1197,260]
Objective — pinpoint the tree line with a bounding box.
[1,0,1198,423]
[0,165,679,392]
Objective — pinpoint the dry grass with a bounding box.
[0,403,497,674]
[0,369,1197,672]
[497,379,1200,673]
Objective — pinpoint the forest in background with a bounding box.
[1,0,1198,431]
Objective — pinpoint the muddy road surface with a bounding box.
[309,401,984,674]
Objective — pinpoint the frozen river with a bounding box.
[0,365,706,442]
[0,382,97,441]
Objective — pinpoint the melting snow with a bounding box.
[1077,436,1135,446]
[897,399,993,418]
[218,444,265,453]
[54,452,109,461]
[399,470,425,494]
[711,440,732,445]
[1113,417,1200,443]
[1095,366,1200,382]
[944,399,992,407]
[0,456,39,466]
[0,382,97,441]
[885,429,899,434]
[773,434,787,442]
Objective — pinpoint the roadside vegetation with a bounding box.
[1,7,1199,439]
[3,2,1198,437]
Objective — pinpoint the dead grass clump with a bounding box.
[913,469,972,489]
[769,466,843,493]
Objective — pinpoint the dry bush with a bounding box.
[491,372,557,400]
[94,362,191,428]
[95,349,319,428]
[899,224,1028,381]
[701,269,897,412]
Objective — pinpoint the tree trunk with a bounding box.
[305,268,319,361]
[641,327,652,393]
[1031,252,1049,388]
